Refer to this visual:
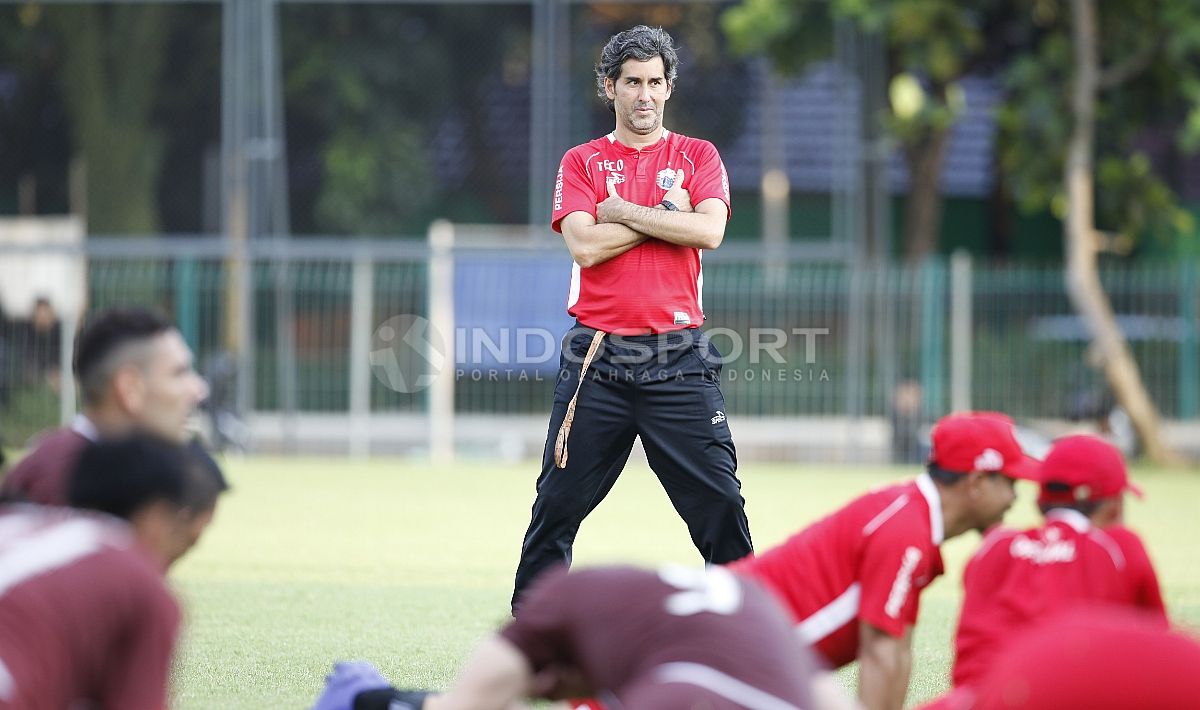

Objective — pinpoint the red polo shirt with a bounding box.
[552,130,731,335]
[729,475,946,668]
[952,508,1166,688]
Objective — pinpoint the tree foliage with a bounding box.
[998,0,1200,252]
[282,5,533,234]
[721,0,1002,259]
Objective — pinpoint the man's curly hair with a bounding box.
[594,25,680,111]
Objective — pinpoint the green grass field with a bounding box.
[169,457,1200,709]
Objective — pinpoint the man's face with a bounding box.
[972,473,1018,532]
[166,505,217,568]
[139,502,217,570]
[605,57,672,136]
[131,331,209,443]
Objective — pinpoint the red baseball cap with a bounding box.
[928,412,1040,480]
[1037,434,1143,505]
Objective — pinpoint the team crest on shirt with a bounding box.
[656,168,677,190]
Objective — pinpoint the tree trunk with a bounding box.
[1065,0,1179,464]
[903,126,951,264]
[51,6,169,233]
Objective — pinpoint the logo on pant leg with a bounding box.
[711,410,726,425]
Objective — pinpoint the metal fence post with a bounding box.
[950,250,972,413]
[349,250,375,458]
[59,311,78,426]
[920,257,946,417]
[845,263,868,459]
[1181,260,1198,419]
[275,254,298,453]
[428,221,455,464]
[175,258,199,351]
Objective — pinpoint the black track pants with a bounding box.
[512,326,753,612]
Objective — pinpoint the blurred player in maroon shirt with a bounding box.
[946,434,1165,693]
[312,565,857,710]
[0,307,208,505]
[0,434,227,709]
[729,412,1040,710]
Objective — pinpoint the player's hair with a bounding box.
[926,463,968,486]
[594,25,680,111]
[184,438,230,511]
[1038,500,1101,517]
[74,307,176,407]
[68,434,227,520]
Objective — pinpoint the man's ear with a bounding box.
[1095,497,1123,526]
[604,77,616,101]
[963,470,987,496]
[111,364,146,413]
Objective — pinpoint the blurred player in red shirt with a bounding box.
[312,565,857,710]
[947,434,1165,691]
[0,434,226,709]
[917,607,1200,710]
[0,307,208,506]
[729,412,1040,710]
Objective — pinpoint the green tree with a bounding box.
[1001,0,1200,463]
[47,5,173,233]
[722,0,999,261]
[282,5,532,234]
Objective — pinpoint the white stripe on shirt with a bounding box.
[795,582,861,644]
[0,518,104,597]
[654,662,803,710]
[862,495,910,537]
[0,654,13,701]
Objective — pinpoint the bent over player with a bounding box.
[313,565,858,710]
[0,435,227,709]
[948,434,1165,690]
[512,25,750,613]
[729,412,1039,710]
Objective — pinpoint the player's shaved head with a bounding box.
[74,307,175,406]
[595,25,679,109]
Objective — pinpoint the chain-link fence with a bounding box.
[1,238,1197,459]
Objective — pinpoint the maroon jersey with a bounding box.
[0,417,96,505]
[499,565,816,709]
[0,505,180,710]
[951,509,1166,687]
[729,476,946,668]
[551,130,731,335]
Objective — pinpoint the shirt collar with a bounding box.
[604,130,670,153]
[1044,507,1092,533]
[916,473,946,545]
[70,414,100,442]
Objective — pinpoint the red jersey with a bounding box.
[951,508,1166,687]
[729,476,946,668]
[0,416,96,505]
[919,608,1200,710]
[551,130,731,335]
[500,565,816,709]
[0,505,180,710]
